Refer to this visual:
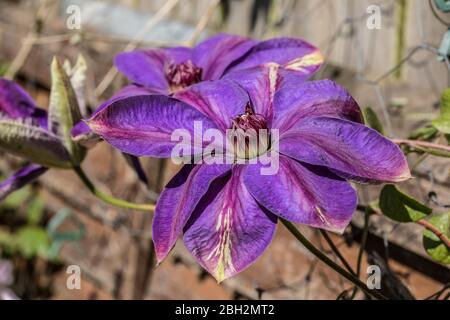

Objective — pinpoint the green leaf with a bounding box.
[432,88,450,134]
[408,125,438,141]
[0,118,72,168]
[26,197,45,225]
[15,226,50,258]
[363,106,384,135]
[0,185,31,209]
[49,57,85,165]
[0,229,15,250]
[379,184,432,222]
[422,212,450,264]
[0,62,9,77]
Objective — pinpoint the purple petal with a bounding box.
[71,120,91,138]
[0,78,47,128]
[183,166,277,282]
[225,37,323,78]
[280,116,411,182]
[0,164,48,201]
[224,64,286,121]
[273,79,363,133]
[73,85,162,147]
[192,33,257,80]
[115,47,192,91]
[174,79,249,131]
[244,156,357,233]
[72,84,154,139]
[87,94,218,157]
[153,164,231,263]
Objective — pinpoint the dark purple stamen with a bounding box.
[231,104,270,159]
[232,104,267,131]
[165,60,202,92]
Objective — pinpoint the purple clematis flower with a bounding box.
[114,33,323,94]
[87,63,411,282]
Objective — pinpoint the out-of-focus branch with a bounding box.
[4,0,55,80]
[184,0,220,46]
[94,0,180,98]
[394,138,450,157]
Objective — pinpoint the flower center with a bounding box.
[229,104,270,160]
[165,60,202,92]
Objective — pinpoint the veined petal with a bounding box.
[273,79,363,133]
[225,37,323,78]
[87,94,218,157]
[183,166,277,282]
[0,78,47,128]
[244,156,357,233]
[192,33,257,80]
[174,79,249,131]
[93,84,158,119]
[72,85,165,145]
[0,164,48,201]
[115,47,192,91]
[153,164,231,263]
[280,117,411,182]
[224,64,284,121]
[0,118,71,168]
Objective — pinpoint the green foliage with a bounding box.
[432,88,450,134]
[49,57,85,166]
[379,184,432,223]
[423,213,450,264]
[363,106,384,135]
[0,184,32,210]
[408,125,438,141]
[0,62,10,77]
[26,197,45,225]
[0,188,85,260]
[15,226,51,258]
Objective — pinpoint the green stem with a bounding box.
[74,166,155,212]
[281,219,387,300]
[319,230,356,275]
[350,207,371,299]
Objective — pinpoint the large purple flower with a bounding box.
[87,65,410,281]
[114,33,323,94]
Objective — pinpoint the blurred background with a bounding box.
[0,0,449,300]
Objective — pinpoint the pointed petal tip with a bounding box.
[154,245,168,266]
[386,163,412,183]
[214,274,226,284]
[395,169,412,182]
[155,259,163,268]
